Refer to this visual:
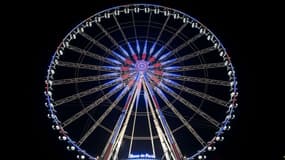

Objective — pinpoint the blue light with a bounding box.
[128,42,135,55]
[149,42,156,55]
[112,51,126,61]
[153,46,164,58]
[143,40,148,53]
[136,40,140,54]
[161,58,176,66]
[106,58,121,65]
[119,46,130,57]
[158,51,172,61]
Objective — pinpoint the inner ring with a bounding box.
[135,60,148,72]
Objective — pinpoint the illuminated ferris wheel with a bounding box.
[44,4,238,160]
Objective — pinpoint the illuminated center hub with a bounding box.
[135,60,148,72]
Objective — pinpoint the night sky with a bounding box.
[11,0,283,160]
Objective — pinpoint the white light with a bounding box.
[231,92,236,98]
[58,50,63,55]
[207,35,211,40]
[224,60,229,66]
[191,22,195,28]
[124,8,130,14]
[144,7,150,13]
[72,34,76,39]
[66,146,70,150]
[219,51,224,57]
[63,41,69,47]
[45,90,52,97]
[134,7,139,13]
[166,10,170,16]
[154,8,159,14]
[80,27,84,32]
[230,81,235,87]
[231,114,236,119]
[183,17,188,23]
[94,17,101,23]
[114,10,120,15]
[58,135,67,141]
[198,155,203,159]
[86,21,92,27]
[226,115,231,120]
[173,13,179,19]
[228,70,233,76]
[215,136,221,141]
[47,113,56,119]
[223,126,228,131]
[71,146,75,150]
[80,155,85,159]
[52,125,60,130]
[203,155,207,159]
[54,59,58,65]
[207,146,212,151]
[50,69,55,75]
[104,12,110,18]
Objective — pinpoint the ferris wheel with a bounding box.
[44,4,238,160]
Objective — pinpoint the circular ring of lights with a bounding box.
[44,4,238,160]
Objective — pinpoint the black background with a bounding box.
[7,0,283,160]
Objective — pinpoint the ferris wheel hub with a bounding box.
[135,60,149,72]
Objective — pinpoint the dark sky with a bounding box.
[11,0,283,160]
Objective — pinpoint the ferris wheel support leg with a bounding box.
[113,79,142,160]
[142,81,171,160]
[143,79,183,160]
[102,77,139,160]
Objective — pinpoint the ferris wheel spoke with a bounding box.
[62,83,124,128]
[53,78,121,106]
[164,23,188,50]
[149,15,170,56]
[53,73,120,85]
[158,33,203,61]
[113,14,135,56]
[56,61,121,72]
[164,62,225,72]
[152,23,188,60]
[140,12,152,60]
[66,45,121,66]
[131,11,140,55]
[161,46,217,67]
[79,32,126,62]
[163,78,228,107]
[163,73,230,86]
[95,23,130,58]
[157,82,220,127]
[175,46,217,65]
[154,87,206,146]
[77,86,130,146]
